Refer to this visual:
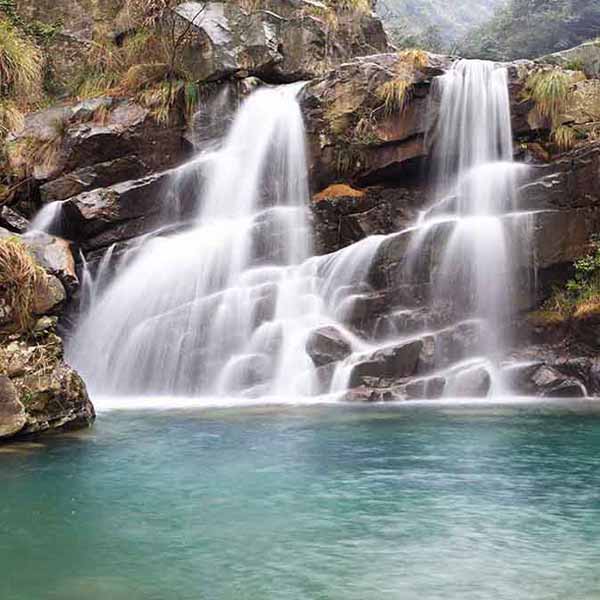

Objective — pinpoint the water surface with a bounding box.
[2,400,600,599]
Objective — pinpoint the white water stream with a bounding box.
[65,60,537,402]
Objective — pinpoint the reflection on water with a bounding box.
[2,401,600,600]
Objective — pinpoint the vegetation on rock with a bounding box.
[545,235,600,319]
[0,237,45,332]
[0,16,43,139]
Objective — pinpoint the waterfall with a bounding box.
[68,84,379,399]
[68,60,537,403]
[410,59,533,391]
[28,201,65,235]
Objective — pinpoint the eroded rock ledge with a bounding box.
[0,230,94,442]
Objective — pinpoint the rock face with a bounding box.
[0,232,94,442]
[6,97,188,211]
[302,52,450,188]
[175,0,389,84]
[306,326,352,367]
[538,41,600,79]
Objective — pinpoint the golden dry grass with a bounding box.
[313,183,365,202]
[0,237,45,332]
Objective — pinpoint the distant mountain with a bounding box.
[459,0,600,61]
[376,0,506,52]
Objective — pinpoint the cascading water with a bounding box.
[407,59,532,391]
[67,60,537,403]
[68,84,377,399]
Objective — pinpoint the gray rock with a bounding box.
[448,367,491,398]
[306,326,352,367]
[349,339,423,386]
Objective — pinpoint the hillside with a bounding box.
[377,0,505,51]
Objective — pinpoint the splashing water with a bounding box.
[68,84,383,399]
[407,59,533,390]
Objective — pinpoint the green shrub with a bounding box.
[545,235,600,317]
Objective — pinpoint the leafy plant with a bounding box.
[544,235,600,317]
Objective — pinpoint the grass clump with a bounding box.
[0,17,43,140]
[376,49,429,116]
[524,68,577,152]
[544,235,600,318]
[0,237,45,333]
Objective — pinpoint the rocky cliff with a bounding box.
[0,231,94,440]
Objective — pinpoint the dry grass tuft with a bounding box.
[0,237,45,332]
[313,183,365,202]
[398,48,428,69]
[377,78,411,115]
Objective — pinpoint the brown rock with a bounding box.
[0,376,27,439]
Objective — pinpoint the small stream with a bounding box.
[2,401,600,599]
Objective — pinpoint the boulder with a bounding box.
[174,0,389,84]
[0,376,27,439]
[538,41,600,79]
[18,230,79,293]
[447,366,491,398]
[32,275,67,316]
[0,207,29,234]
[349,338,423,386]
[510,364,587,397]
[311,183,425,254]
[403,376,446,400]
[60,171,176,249]
[302,52,450,187]
[39,156,149,203]
[6,98,187,183]
[306,326,352,367]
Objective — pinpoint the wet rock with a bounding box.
[306,326,352,367]
[311,184,425,254]
[0,207,29,234]
[349,339,423,386]
[0,376,27,439]
[404,376,446,400]
[448,366,491,398]
[527,365,587,397]
[342,386,393,403]
[60,171,176,249]
[40,156,148,203]
[417,321,482,374]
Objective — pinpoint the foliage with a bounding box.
[0,15,44,172]
[0,237,45,332]
[377,79,411,115]
[459,0,600,61]
[7,115,68,178]
[524,68,576,152]
[545,235,600,317]
[376,49,428,116]
[0,18,43,104]
[71,1,205,124]
[525,69,570,123]
[377,0,501,52]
